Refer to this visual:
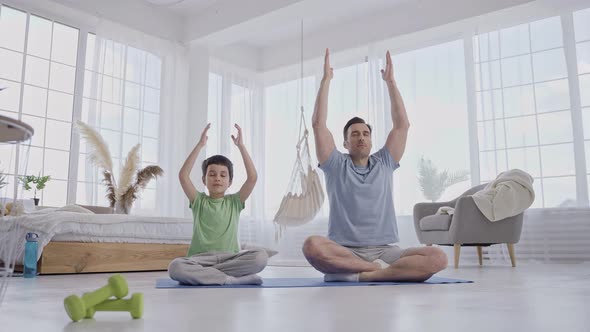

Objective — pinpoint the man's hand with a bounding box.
[197,123,211,148]
[322,48,334,82]
[380,50,395,85]
[231,123,244,147]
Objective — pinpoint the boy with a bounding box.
[169,123,269,285]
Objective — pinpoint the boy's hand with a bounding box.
[197,123,211,148]
[231,124,244,147]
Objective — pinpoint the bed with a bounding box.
[2,205,192,274]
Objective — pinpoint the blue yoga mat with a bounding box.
[156,276,472,289]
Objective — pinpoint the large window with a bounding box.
[0,4,163,211]
[327,62,370,149]
[206,72,260,217]
[78,34,162,212]
[474,16,575,208]
[0,5,78,206]
[393,40,471,215]
[206,72,223,156]
[229,83,255,210]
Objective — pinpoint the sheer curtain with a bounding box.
[205,3,590,265]
[242,43,470,263]
[79,20,189,217]
[207,60,268,245]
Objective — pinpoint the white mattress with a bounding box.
[51,217,193,243]
[1,209,194,263]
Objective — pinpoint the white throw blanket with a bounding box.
[472,169,535,221]
[436,206,455,216]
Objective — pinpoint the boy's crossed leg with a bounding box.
[168,248,268,285]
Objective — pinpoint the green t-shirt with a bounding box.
[187,192,244,256]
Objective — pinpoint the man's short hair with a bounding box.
[202,155,234,181]
[343,117,372,141]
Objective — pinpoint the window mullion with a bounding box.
[527,23,546,207]
[561,12,589,206]
[13,9,30,199]
[464,33,481,186]
[66,28,88,205]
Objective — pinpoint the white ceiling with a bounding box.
[51,0,537,50]
[149,0,221,17]
[48,0,545,70]
[238,0,413,47]
[149,0,412,47]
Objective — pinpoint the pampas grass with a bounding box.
[135,165,163,189]
[103,170,117,208]
[76,121,115,182]
[118,165,163,214]
[77,121,163,213]
[117,144,141,200]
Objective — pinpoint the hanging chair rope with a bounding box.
[273,20,325,241]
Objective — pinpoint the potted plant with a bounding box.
[0,172,7,190]
[418,157,469,202]
[18,174,50,206]
[77,121,163,214]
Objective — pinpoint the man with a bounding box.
[303,49,447,282]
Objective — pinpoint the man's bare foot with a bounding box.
[373,259,389,269]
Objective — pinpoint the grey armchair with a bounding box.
[413,184,524,268]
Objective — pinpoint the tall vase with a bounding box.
[114,200,131,214]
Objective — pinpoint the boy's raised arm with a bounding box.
[232,124,257,204]
[179,123,210,203]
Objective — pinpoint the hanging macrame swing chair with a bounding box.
[273,20,325,239]
[273,106,325,238]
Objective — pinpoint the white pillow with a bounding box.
[55,204,95,214]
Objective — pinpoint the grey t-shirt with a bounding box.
[319,147,400,246]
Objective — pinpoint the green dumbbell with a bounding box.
[85,293,144,319]
[64,274,128,322]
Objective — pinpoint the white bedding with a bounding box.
[0,209,193,263]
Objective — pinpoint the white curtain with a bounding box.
[204,4,590,265]
[208,60,270,246]
[81,20,189,217]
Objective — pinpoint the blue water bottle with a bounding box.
[24,233,39,278]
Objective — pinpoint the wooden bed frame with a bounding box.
[35,242,189,274]
[8,206,191,274]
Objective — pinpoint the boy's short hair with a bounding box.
[202,155,234,181]
[343,117,372,141]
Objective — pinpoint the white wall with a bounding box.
[209,43,261,72]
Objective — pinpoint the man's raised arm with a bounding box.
[312,48,337,165]
[382,51,410,163]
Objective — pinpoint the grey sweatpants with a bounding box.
[168,248,268,285]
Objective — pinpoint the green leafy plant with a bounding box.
[418,157,469,202]
[0,171,7,190]
[18,174,51,199]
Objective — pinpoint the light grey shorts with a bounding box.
[344,245,406,264]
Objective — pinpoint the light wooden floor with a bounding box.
[1,263,589,332]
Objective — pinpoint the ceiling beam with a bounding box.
[50,0,184,41]
[184,0,305,47]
